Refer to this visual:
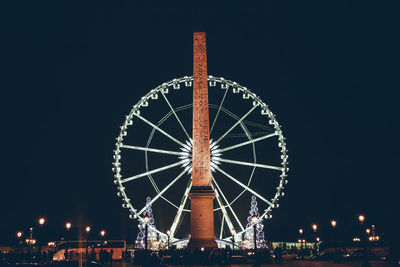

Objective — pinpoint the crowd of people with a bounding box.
[131,247,274,266]
[0,250,54,264]
[81,248,114,265]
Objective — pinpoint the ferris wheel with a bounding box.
[112,76,288,244]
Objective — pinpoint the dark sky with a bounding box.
[1,1,400,246]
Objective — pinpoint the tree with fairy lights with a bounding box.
[135,197,159,250]
[243,195,267,249]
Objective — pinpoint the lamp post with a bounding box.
[312,224,318,254]
[85,226,91,260]
[298,228,304,259]
[166,230,170,251]
[251,216,258,256]
[16,232,23,252]
[358,215,370,265]
[28,227,33,258]
[65,222,71,260]
[144,216,150,253]
[100,229,106,251]
[38,217,46,260]
[330,220,337,256]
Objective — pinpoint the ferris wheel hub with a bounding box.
[178,139,222,174]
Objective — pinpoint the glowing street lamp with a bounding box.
[100,230,106,237]
[16,232,23,250]
[65,222,72,260]
[37,217,46,257]
[358,215,365,224]
[357,215,369,264]
[366,228,371,235]
[38,218,46,226]
[298,228,304,258]
[312,224,318,253]
[330,220,338,260]
[85,226,91,259]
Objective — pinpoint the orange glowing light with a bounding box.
[312,224,318,231]
[100,230,106,237]
[38,217,45,225]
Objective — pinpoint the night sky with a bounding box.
[1,2,400,246]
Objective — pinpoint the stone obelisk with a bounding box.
[188,32,217,249]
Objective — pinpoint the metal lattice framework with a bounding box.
[112,76,289,243]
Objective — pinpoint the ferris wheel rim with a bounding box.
[112,75,289,241]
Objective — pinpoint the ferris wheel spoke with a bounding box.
[161,93,191,140]
[170,180,192,238]
[121,161,182,183]
[218,158,283,171]
[211,175,245,232]
[214,105,258,145]
[220,133,277,152]
[160,196,180,210]
[210,88,229,135]
[121,144,183,156]
[134,113,184,147]
[147,174,160,193]
[137,169,187,216]
[215,166,273,206]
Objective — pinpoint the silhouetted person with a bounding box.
[274,246,282,264]
[90,248,96,261]
[109,249,113,266]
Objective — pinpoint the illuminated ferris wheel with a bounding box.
[112,76,288,245]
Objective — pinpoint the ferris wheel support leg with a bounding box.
[219,216,225,239]
[170,181,192,238]
[212,175,245,232]
[211,182,235,236]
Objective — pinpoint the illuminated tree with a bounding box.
[243,196,267,249]
[135,197,159,249]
